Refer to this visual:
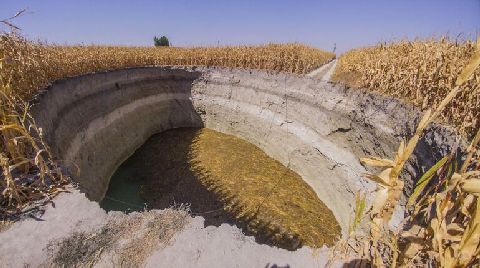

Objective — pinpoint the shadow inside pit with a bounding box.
[100,127,238,228]
[341,259,371,268]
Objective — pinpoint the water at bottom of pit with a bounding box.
[100,127,340,249]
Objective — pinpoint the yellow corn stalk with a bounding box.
[360,38,480,267]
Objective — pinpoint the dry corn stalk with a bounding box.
[400,129,480,267]
[359,38,480,267]
[1,34,69,216]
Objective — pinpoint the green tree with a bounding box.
[153,35,170,47]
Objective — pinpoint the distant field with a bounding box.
[1,34,334,99]
[332,38,479,137]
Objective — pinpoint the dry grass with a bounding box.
[0,219,13,233]
[46,207,190,267]
[0,32,334,215]
[332,38,479,138]
[117,208,190,266]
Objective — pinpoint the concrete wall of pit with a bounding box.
[30,66,461,233]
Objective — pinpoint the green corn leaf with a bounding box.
[349,191,366,234]
[408,156,449,207]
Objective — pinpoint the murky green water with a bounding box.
[100,164,145,212]
[100,128,236,227]
[100,127,340,249]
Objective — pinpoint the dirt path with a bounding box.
[307,59,337,81]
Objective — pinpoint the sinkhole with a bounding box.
[30,66,457,253]
[100,127,341,250]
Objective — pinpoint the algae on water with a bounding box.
[102,127,340,249]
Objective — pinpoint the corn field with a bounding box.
[332,38,480,138]
[331,38,480,267]
[1,34,334,100]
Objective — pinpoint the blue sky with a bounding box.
[1,0,478,53]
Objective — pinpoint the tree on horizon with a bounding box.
[154,36,170,47]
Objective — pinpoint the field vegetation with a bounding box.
[331,38,480,267]
[332,38,479,138]
[2,34,334,99]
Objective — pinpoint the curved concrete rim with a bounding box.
[29,65,463,233]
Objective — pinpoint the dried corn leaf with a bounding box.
[364,168,392,187]
[461,179,480,194]
[371,187,389,216]
[360,157,394,167]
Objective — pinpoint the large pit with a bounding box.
[30,66,460,242]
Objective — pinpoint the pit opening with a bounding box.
[100,127,341,250]
[31,67,459,253]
